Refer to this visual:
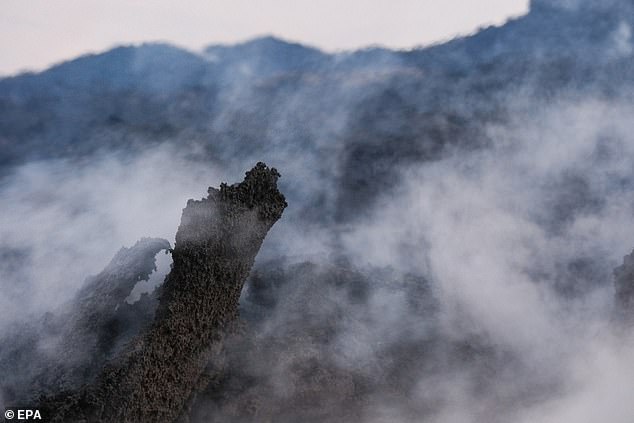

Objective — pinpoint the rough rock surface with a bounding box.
[184,260,506,423]
[0,237,170,407]
[614,249,634,318]
[5,163,286,422]
[85,162,286,422]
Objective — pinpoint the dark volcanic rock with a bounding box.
[84,162,286,422]
[186,260,439,423]
[0,237,170,407]
[614,249,634,317]
[15,163,286,422]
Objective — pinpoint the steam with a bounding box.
[2,89,634,423]
[336,97,634,422]
[2,91,634,422]
[0,146,220,330]
[2,6,634,421]
[125,250,173,304]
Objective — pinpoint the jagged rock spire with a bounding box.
[31,163,287,422]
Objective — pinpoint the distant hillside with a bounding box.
[3,2,634,421]
[2,1,633,223]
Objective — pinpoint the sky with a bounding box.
[1,0,529,76]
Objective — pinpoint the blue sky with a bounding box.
[1,0,528,76]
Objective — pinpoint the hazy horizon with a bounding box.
[1,0,528,77]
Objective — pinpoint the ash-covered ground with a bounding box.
[2,1,634,422]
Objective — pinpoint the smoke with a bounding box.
[610,21,633,58]
[0,146,221,331]
[200,95,634,421]
[125,250,173,304]
[3,89,634,422]
[2,92,634,423]
[2,6,634,421]
[332,97,634,422]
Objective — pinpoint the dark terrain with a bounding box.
[2,1,634,422]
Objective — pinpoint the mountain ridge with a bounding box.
[3,2,634,421]
[2,0,632,84]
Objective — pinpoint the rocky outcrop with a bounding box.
[5,163,286,422]
[0,237,171,408]
[84,162,286,422]
[186,260,439,423]
[614,249,634,318]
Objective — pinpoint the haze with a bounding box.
[1,0,529,76]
